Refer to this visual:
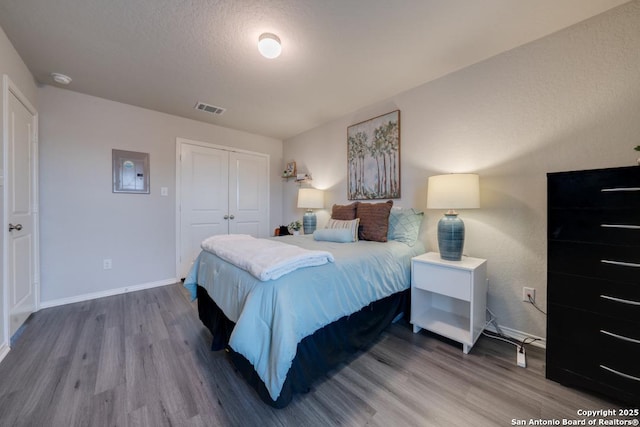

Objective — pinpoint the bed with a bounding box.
[184,205,425,408]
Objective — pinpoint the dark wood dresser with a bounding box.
[547,166,640,405]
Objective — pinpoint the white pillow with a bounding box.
[325,218,360,242]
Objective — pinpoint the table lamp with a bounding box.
[426,174,480,261]
[297,188,324,234]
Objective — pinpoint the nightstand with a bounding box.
[411,252,488,354]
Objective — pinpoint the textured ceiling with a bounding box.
[0,0,630,140]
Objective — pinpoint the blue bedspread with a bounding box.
[184,235,425,401]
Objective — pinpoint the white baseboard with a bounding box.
[39,278,179,309]
[0,341,10,364]
[485,323,546,349]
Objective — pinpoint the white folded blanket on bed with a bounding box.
[201,234,334,281]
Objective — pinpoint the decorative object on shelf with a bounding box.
[288,220,302,235]
[112,149,150,194]
[347,110,400,200]
[426,173,480,261]
[258,33,282,59]
[283,161,296,178]
[274,225,291,236]
[297,188,324,234]
[635,145,640,165]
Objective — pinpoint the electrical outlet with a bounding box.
[103,259,112,270]
[523,287,535,303]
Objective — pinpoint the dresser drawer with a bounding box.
[547,305,597,375]
[547,306,640,397]
[597,321,640,396]
[548,166,640,209]
[548,208,640,246]
[547,273,640,322]
[548,241,640,284]
[412,261,471,301]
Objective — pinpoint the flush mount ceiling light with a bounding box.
[258,33,281,59]
[50,72,72,85]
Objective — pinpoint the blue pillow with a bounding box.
[313,228,355,243]
[387,208,423,246]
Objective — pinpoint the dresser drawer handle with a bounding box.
[600,330,640,345]
[600,365,640,382]
[600,260,640,268]
[600,224,640,230]
[601,187,640,192]
[600,295,640,306]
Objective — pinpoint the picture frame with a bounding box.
[347,110,400,200]
[112,149,150,194]
[283,161,296,178]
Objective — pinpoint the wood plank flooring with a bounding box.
[0,283,622,427]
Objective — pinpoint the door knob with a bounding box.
[8,223,22,232]
[223,215,229,220]
[229,215,235,220]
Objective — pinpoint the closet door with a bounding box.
[177,140,270,278]
[179,144,229,277]
[228,152,269,237]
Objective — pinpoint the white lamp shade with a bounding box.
[297,188,324,209]
[427,174,480,209]
[258,33,282,59]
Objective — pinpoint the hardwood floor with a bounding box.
[0,283,622,427]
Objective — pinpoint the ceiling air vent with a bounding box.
[194,102,226,115]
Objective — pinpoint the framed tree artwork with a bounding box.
[347,110,400,200]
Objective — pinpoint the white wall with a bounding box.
[0,27,38,105]
[0,25,38,355]
[38,86,283,305]
[283,1,640,340]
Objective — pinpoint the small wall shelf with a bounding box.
[282,173,312,184]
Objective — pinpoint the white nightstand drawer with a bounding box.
[412,262,471,301]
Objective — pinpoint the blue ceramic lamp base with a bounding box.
[437,213,465,261]
[303,211,317,234]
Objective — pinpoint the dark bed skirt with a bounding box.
[196,285,409,408]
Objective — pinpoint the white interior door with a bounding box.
[228,152,269,237]
[4,76,38,338]
[178,143,229,278]
[177,139,270,279]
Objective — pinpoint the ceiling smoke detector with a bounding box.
[50,72,72,85]
[194,102,226,115]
